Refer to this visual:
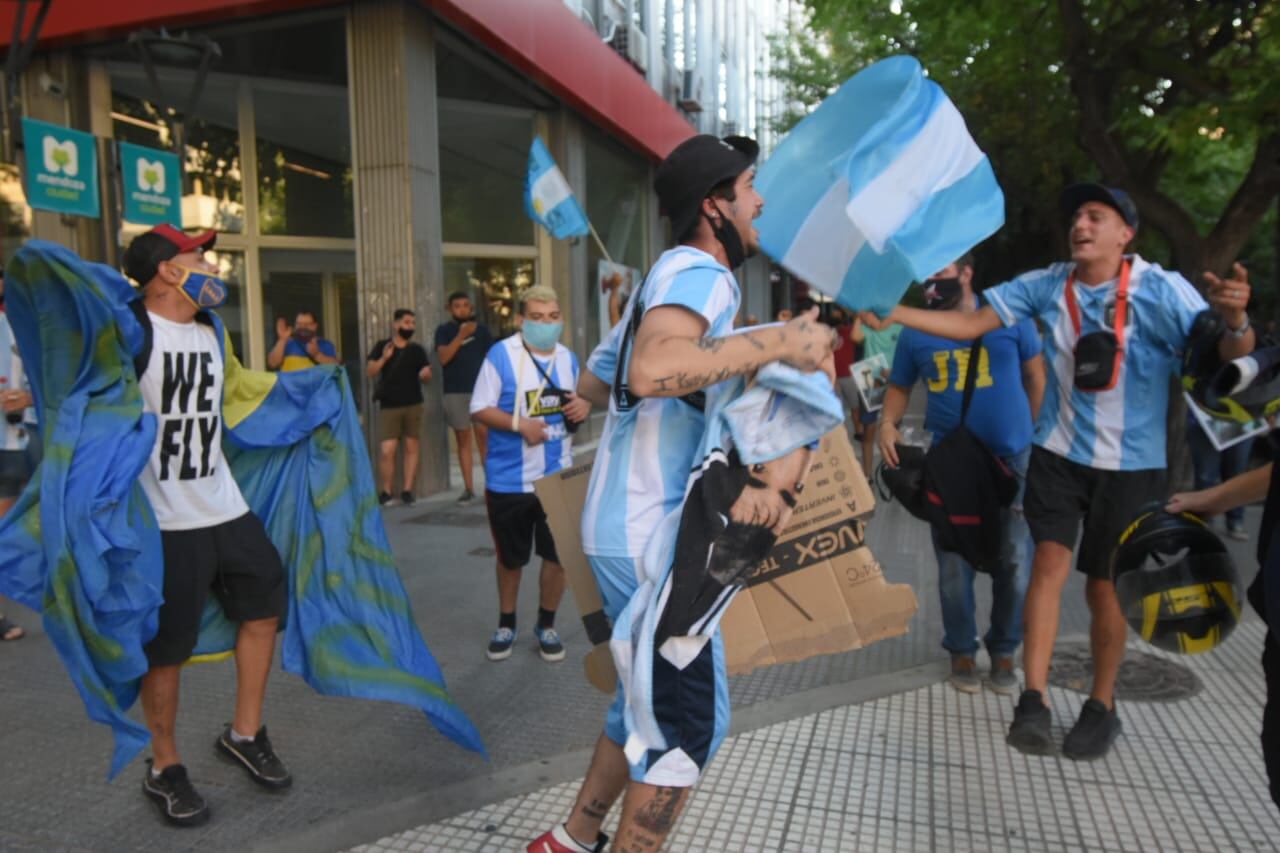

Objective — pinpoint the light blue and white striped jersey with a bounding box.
[470,333,579,494]
[985,254,1206,471]
[582,246,741,557]
[0,312,33,451]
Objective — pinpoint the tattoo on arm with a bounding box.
[744,332,766,351]
[693,336,726,353]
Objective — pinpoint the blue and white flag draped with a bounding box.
[755,55,1005,314]
[525,136,590,240]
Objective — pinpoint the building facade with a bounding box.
[0,0,796,493]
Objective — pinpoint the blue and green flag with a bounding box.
[0,241,484,777]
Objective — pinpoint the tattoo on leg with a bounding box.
[633,786,681,835]
[581,798,609,821]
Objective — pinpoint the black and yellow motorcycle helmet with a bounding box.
[1183,310,1280,424]
[1111,505,1241,655]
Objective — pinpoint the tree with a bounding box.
[773,0,1280,288]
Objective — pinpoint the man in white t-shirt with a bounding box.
[469,286,588,663]
[121,225,291,827]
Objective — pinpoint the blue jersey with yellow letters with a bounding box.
[889,306,1041,458]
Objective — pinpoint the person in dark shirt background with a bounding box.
[367,308,432,506]
[434,291,494,505]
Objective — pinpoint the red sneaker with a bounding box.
[526,826,609,853]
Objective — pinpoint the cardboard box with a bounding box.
[535,429,917,691]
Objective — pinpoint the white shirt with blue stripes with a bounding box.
[581,246,741,558]
[470,334,579,494]
[984,254,1207,471]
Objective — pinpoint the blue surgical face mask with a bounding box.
[522,320,562,351]
[171,266,228,309]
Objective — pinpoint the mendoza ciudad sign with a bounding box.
[22,117,100,217]
[119,141,182,226]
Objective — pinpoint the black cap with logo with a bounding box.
[654,135,759,241]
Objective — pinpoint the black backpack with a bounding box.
[920,336,1019,574]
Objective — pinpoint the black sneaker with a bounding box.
[216,725,293,789]
[457,489,476,506]
[1006,689,1054,755]
[400,490,416,507]
[1062,698,1122,761]
[142,760,210,827]
[378,491,393,506]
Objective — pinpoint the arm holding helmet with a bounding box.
[1167,463,1272,517]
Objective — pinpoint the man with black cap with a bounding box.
[867,184,1255,761]
[122,224,291,826]
[526,137,837,853]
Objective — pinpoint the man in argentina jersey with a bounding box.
[875,184,1256,762]
[527,136,837,853]
[469,286,588,665]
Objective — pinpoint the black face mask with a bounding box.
[922,277,963,310]
[704,207,747,270]
[397,328,415,340]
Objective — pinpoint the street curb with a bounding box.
[249,660,950,853]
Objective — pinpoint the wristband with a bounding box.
[1226,315,1251,339]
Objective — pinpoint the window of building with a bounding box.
[253,81,353,238]
[102,13,356,382]
[584,129,648,347]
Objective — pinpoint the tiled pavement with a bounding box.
[352,620,1279,852]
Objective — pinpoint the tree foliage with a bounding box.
[772,0,1280,300]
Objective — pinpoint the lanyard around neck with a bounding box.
[1064,258,1132,346]
[512,335,552,433]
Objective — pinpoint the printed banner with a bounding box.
[22,117,99,218]
[119,141,182,226]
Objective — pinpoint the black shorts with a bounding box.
[144,512,287,667]
[0,449,31,498]
[1023,446,1165,580]
[484,490,558,569]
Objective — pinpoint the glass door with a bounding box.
[260,248,361,401]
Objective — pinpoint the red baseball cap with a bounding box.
[122,224,217,284]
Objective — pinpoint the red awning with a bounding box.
[428,0,694,161]
[0,0,694,162]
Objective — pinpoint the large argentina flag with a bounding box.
[756,56,1004,314]
[525,136,590,240]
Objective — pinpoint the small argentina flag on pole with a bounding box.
[525,136,590,240]
[756,56,1005,314]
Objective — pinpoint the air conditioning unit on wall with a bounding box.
[610,24,648,72]
[679,69,704,112]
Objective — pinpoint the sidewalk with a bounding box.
[352,620,1279,852]
[0,419,1271,851]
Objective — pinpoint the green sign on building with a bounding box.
[119,141,183,226]
[22,117,100,218]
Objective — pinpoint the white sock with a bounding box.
[230,727,256,744]
[551,824,595,853]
